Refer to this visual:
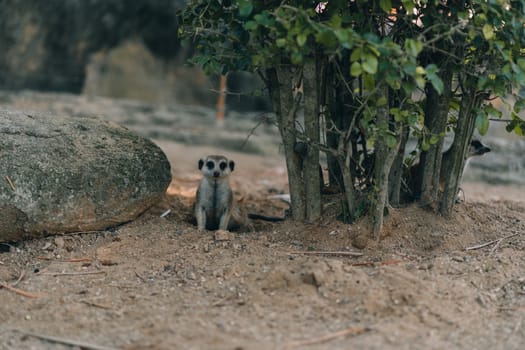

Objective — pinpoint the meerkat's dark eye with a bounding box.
[206,161,215,170]
[219,162,227,170]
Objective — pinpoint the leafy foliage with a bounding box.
[180,0,525,231]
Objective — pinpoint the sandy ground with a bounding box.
[0,91,524,349]
[0,139,524,350]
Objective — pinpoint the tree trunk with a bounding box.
[388,123,409,205]
[418,68,453,206]
[302,59,321,220]
[440,83,483,216]
[326,57,352,192]
[373,86,399,240]
[266,66,306,221]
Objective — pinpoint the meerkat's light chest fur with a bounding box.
[195,155,236,231]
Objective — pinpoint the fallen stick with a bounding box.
[134,271,147,283]
[39,271,106,277]
[351,259,405,267]
[62,230,106,237]
[12,329,118,350]
[465,232,521,251]
[0,282,39,299]
[11,270,25,287]
[5,175,15,191]
[37,256,92,263]
[283,326,370,349]
[80,300,113,310]
[287,251,364,257]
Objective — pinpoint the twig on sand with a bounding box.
[465,232,521,251]
[11,270,26,287]
[11,329,118,350]
[134,271,147,283]
[282,326,370,349]
[80,300,113,310]
[62,230,107,237]
[38,271,106,277]
[37,256,92,263]
[287,251,364,257]
[5,175,15,191]
[0,282,39,299]
[351,259,405,267]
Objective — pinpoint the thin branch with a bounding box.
[351,259,405,267]
[240,113,275,150]
[286,251,363,257]
[0,282,39,299]
[37,256,92,263]
[80,300,113,310]
[283,326,370,349]
[464,232,521,251]
[5,175,15,191]
[10,329,118,350]
[62,230,107,236]
[38,271,106,277]
[12,270,25,287]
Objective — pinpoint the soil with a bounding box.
[1,94,525,349]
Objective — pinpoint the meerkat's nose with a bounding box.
[213,171,220,177]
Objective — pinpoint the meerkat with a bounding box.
[194,155,238,231]
[194,155,285,231]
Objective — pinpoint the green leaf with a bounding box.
[379,0,392,14]
[276,38,286,47]
[350,48,362,62]
[297,33,307,47]
[386,134,398,148]
[244,21,257,31]
[427,74,444,94]
[238,1,253,18]
[415,76,426,89]
[291,51,304,65]
[476,112,490,135]
[377,96,388,106]
[401,0,415,13]
[334,29,353,49]
[421,140,430,151]
[350,62,362,77]
[513,98,525,113]
[361,54,378,74]
[405,39,423,57]
[391,108,401,122]
[407,113,418,126]
[482,24,494,40]
[316,31,338,50]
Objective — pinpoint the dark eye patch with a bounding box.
[206,161,215,170]
[219,162,227,170]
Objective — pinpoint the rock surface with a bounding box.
[0,110,171,241]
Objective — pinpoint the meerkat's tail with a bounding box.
[248,213,285,222]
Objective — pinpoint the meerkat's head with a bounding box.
[468,139,491,157]
[198,155,235,179]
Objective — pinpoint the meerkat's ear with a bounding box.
[229,160,235,172]
[198,159,204,170]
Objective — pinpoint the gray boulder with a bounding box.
[0,110,171,241]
